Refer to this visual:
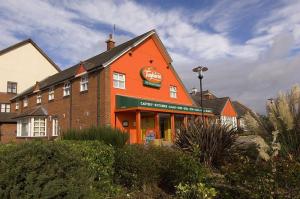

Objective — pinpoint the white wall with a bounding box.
[220,115,237,129]
[0,42,59,93]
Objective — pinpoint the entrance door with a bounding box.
[159,114,171,141]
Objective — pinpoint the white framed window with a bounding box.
[16,102,19,110]
[17,117,47,137]
[52,118,59,136]
[23,97,28,107]
[6,104,10,112]
[37,94,42,104]
[170,86,177,98]
[80,75,88,92]
[113,72,125,89]
[48,87,54,101]
[1,104,10,113]
[17,118,29,137]
[33,117,46,137]
[63,82,71,96]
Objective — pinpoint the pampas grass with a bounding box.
[244,84,300,161]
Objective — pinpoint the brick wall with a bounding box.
[99,67,111,126]
[70,72,99,130]
[0,123,17,143]
[10,69,106,139]
[12,81,71,137]
[0,92,16,103]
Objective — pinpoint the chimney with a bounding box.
[190,87,197,95]
[105,33,115,51]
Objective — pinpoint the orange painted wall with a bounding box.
[110,36,194,126]
[221,100,237,117]
[115,112,136,143]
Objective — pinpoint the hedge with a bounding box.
[0,141,119,198]
[0,141,93,198]
[62,126,129,148]
[114,145,208,193]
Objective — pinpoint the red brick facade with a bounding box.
[9,70,105,140]
[0,123,17,143]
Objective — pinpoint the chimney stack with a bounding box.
[190,87,198,95]
[105,33,115,51]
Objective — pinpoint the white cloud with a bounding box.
[255,0,300,48]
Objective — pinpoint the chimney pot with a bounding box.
[106,33,115,51]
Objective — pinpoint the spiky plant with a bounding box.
[175,121,238,167]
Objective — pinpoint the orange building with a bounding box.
[191,91,237,129]
[6,30,213,144]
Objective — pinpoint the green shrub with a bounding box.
[151,146,206,193]
[219,156,273,198]
[62,126,129,148]
[213,154,300,199]
[274,158,300,198]
[176,183,217,199]
[61,140,119,196]
[114,145,207,194]
[175,121,237,167]
[0,141,94,199]
[114,144,160,189]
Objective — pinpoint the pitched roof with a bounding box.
[0,38,61,72]
[12,30,156,100]
[0,92,16,103]
[191,95,229,115]
[232,101,255,118]
[14,106,48,119]
[0,112,17,123]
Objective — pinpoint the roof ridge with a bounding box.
[0,38,32,55]
[0,38,61,72]
[11,29,156,100]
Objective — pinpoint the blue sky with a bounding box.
[1,0,300,113]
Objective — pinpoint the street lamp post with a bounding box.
[193,66,208,122]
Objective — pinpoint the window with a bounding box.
[37,94,42,104]
[221,116,237,129]
[170,86,177,98]
[52,118,59,136]
[63,82,71,96]
[48,87,54,101]
[33,117,46,136]
[7,82,17,93]
[80,75,88,92]
[113,72,125,89]
[23,97,28,107]
[17,117,47,137]
[16,102,19,110]
[1,104,10,113]
[20,119,29,137]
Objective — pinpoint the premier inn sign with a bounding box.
[116,95,213,113]
[140,66,162,88]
